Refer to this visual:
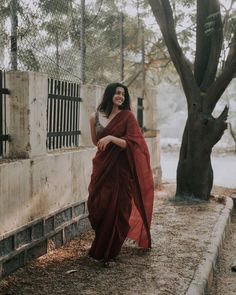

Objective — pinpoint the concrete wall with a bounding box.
[0,149,94,235]
[0,71,161,277]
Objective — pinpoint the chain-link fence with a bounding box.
[0,0,156,84]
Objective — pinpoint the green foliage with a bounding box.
[38,0,71,15]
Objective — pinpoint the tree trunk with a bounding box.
[176,123,213,200]
[176,102,228,200]
[147,0,235,201]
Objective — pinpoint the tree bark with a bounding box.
[194,0,223,91]
[176,102,228,200]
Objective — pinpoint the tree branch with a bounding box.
[148,0,200,108]
[194,0,223,91]
[226,32,236,65]
[194,0,211,85]
[205,31,236,112]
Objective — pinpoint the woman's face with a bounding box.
[112,87,125,107]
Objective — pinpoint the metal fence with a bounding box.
[47,78,81,150]
[0,0,152,87]
[137,96,144,129]
[0,70,10,158]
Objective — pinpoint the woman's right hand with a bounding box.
[97,135,112,151]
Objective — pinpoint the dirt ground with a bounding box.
[0,184,235,295]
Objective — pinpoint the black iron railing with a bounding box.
[137,96,144,129]
[47,78,81,150]
[0,70,10,157]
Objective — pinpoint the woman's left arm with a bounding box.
[110,135,127,149]
[97,135,127,151]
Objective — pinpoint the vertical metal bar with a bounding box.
[66,83,71,147]
[73,83,76,146]
[50,79,53,149]
[3,71,7,155]
[60,81,64,148]
[63,82,67,147]
[68,82,71,147]
[137,97,143,129]
[70,83,73,146]
[0,71,3,156]
[49,79,54,150]
[74,84,78,146]
[54,80,57,149]
[56,80,61,149]
[72,83,76,146]
[46,79,49,149]
[52,79,57,149]
[75,84,79,146]
[77,84,81,146]
[69,83,73,146]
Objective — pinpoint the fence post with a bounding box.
[6,71,48,158]
[143,88,158,135]
[79,85,102,147]
[137,97,144,129]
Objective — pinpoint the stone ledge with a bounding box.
[0,200,87,243]
[231,193,236,207]
[186,197,234,295]
[0,200,91,278]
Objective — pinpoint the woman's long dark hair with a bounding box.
[97,82,131,117]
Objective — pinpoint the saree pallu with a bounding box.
[87,110,154,261]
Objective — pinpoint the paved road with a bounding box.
[161,151,236,189]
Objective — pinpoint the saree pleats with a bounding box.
[87,110,154,260]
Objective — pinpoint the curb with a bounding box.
[185,196,234,295]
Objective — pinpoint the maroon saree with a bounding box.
[87,110,154,261]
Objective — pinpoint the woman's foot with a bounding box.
[102,259,117,268]
[86,252,102,263]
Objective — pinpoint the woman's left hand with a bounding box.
[97,135,113,151]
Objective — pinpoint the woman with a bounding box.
[87,82,154,265]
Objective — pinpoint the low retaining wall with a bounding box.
[0,200,90,277]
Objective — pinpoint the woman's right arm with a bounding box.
[90,112,97,146]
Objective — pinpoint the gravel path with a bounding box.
[0,185,233,295]
[209,209,236,295]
